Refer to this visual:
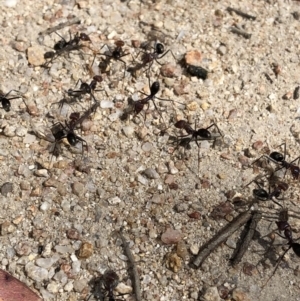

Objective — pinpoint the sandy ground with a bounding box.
[1,0,300,300]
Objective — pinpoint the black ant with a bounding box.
[245,178,289,207]
[93,40,129,80]
[137,42,176,76]
[172,119,223,175]
[0,90,23,112]
[44,32,91,67]
[173,119,223,151]
[67,75,104,102]
[262,210,300,287]
[253,143,300,180]
[130,78,175,126]
[88,269,123,301]
[50,102,99,158]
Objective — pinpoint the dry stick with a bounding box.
[193,210,253,268]
[118,228,142,301]
[227,7,256,20]
[230,27,252,39]
[38,17,81,37]
[230,211,262,266]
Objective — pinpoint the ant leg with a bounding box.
[205,123,223,138]
[73,135,88,157]
[3,90,22,98]
[54,31,67,42]
[262,245,292,289]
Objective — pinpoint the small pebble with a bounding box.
[174,202,188,212]
[66,228,81,240]
[73,279,88,293]
[142,142,153,152]
[34,169,49,177]
[77,242,93,259]
[202,286,221,301]
[164,252,182,272]
[161,227,182,244]
[116,283,133,294]
[137,174,148,185]
[100,100,114,108]
[186,101,199,111]
[185,50,202,66]
[143,168,159,179]
[107,196,121,204]
[25,262,49,282]
[160,63,181,78]
[232,288,251,301]
[168,161,178,174]
[176,240,188,259]
[122,126,134,137]
[1,182,13,196]
[72,182,85,197]
[190,244,199,255]
[27,45,45,66]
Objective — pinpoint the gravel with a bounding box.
[0,0,300,300]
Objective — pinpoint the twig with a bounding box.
[230,26,252,39]
[227,7,256,20]
[118,228,142,301]
[192,210,253,268]
[230,211,262,266]
[38,17,81,37]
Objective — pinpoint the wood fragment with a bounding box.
[230,211,262,266]
[38,17,81,37]
[230,26,252,39]
[119,228,142,301]
[193,210,253,268]
[227,7,256,20]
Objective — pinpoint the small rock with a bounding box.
[34,169,49,177]
[176,240,188,259]
[66,228,81,240]
[1,182,13,196]
[186,101,199,111]
[100,100,114,108]
[20,180,30,190]
[1,221,16,235]
[186,65,208,79]
[185,50,202,66]
[25,262,48,282]
[108,196,121,205]
[73,279,88,293]
[252,140,263,150]
[164,174,174,184]
[116,282,133,294]
[23,134,36,144]
[190,244,199,255]
[142,142,153,152]
[202,286,221,301]
[188,211,201,219]
[164,252,182,272]
[47,281,59,293]
[27,45,45,66]
[40,202,50,211]
[3,126,15,137]
[137,174,148,185]
[160,63,181,78]
[174,202,188,212]
[122,126,134,137]
[143,168,159,179]
[77,242,93,259]
[168,161,178,174]
[36,255,59,269]
[72,182,85,197]
[161,227,182,244]
[232,288,251,301]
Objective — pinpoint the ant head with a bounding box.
[150,81,160,95]
[79,33,91,42]
[93,75,103,83]
[69,112,80,122]
[2,98,11,112]
[290,165,300,180]
[253,188,268,200]
[196,128,211,139]
[115,40,125,47]
[156,43,165,54]
[174,120,187,129]
[270,151,284,162]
